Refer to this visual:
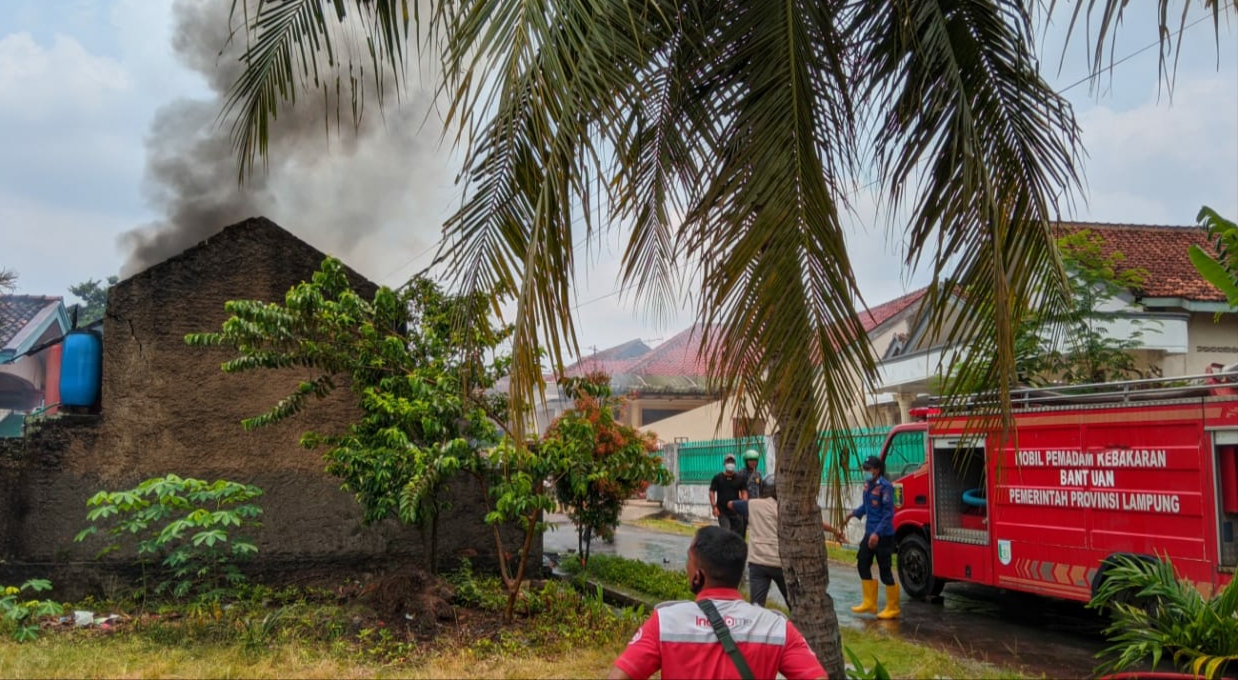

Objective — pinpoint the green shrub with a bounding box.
[524,579,644,649]
[845,646,891,680]
[562,554,692,602]
[1090,556,1238,679]
[446,559,510,612]
[74,474,263,602]
[0,579,64,642]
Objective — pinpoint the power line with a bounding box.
[377,242,439,284]
[1057,14,1214,94]
[378,229,601,286]
[383,20,1210,297]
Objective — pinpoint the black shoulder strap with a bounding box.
[696,599,755,680]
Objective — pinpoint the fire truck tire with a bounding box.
[897,533,944,599]
[1093,554,1161,615]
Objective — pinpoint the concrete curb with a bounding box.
[554,571,659,611]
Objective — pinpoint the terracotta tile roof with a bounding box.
[561,339,652,378]
[621,288,927,380]
[860,288,927,331]
[1054,222,1225,302]
[625,325,717,378]
[0,295,62,350]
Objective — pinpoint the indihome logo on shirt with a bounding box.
[695,614,753,629]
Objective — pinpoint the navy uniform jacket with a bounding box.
[851,476,895,538]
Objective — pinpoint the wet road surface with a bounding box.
[545,520,1108,678]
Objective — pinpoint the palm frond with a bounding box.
[1046,0,1237,95]
[224,0,412,180]
[435,0,684,441]
[609,2,722,317]
[852,0,1082,420]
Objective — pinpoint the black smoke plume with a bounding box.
[120,0,448,281]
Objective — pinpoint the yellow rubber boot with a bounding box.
[876,584,901,619]
[851,579,878,614]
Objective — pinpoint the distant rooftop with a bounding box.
[1055,222,1225,302]
[0,295,64,352]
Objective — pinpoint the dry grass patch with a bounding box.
[0,637,387,679]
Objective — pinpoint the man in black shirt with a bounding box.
[709,453,748,535]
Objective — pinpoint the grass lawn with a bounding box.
[0,627,1022,680]
[0,636,626,679]
[1,551,1002,680]
[0,565,641,680]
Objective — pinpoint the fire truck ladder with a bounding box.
[931,364,1238,413]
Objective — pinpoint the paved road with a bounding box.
[545,519,1108,678]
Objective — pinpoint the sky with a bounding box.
[1,1,1236,359]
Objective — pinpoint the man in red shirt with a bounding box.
[607,526,827,680]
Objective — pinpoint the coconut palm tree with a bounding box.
[222,1,1233,675]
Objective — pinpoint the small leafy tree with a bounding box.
[186,259,510,572]
[67,275,118,326]
[475,439,567,622]
[949,230,1155,391]
[186,259,665,623]
[1190,206,1238,309]
[1020,230,1154,385]
[545,372,669,565]
[73,474,263,602]
[0,579,63,642]
[186,258,573,620]
[1090,556,1238,679]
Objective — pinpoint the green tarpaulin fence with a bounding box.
[676,427,925,484]
[675,437,768,484]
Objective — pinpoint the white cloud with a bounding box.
[1,1,1233,361]
[0,32,130,120]
[0,187,129,297]
[1073,75,1238,223]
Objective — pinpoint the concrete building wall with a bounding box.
[638,399,769,442]
[1185,313,1238,374]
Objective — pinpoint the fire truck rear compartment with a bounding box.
[932,438,989,545]
[1216,432,1238,569]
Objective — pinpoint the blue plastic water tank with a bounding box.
[60,331,103,407]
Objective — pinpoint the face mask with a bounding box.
[690,570,706,595]
[866,471,877,481]
[724,463,736,473]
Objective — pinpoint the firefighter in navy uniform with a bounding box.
[842,455,900,619]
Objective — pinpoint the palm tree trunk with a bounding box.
[776,405,846,679]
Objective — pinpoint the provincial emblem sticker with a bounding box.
[997,539,1012,566]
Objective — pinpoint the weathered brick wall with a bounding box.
[0,218,529,596]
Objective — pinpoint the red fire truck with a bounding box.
[880,370,1238,603]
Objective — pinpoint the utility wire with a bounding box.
[1057,14,1214,94]
[384,19,1214,301]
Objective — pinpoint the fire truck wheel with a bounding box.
[897,533,944,599]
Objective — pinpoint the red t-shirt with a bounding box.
[613,588,826,680]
